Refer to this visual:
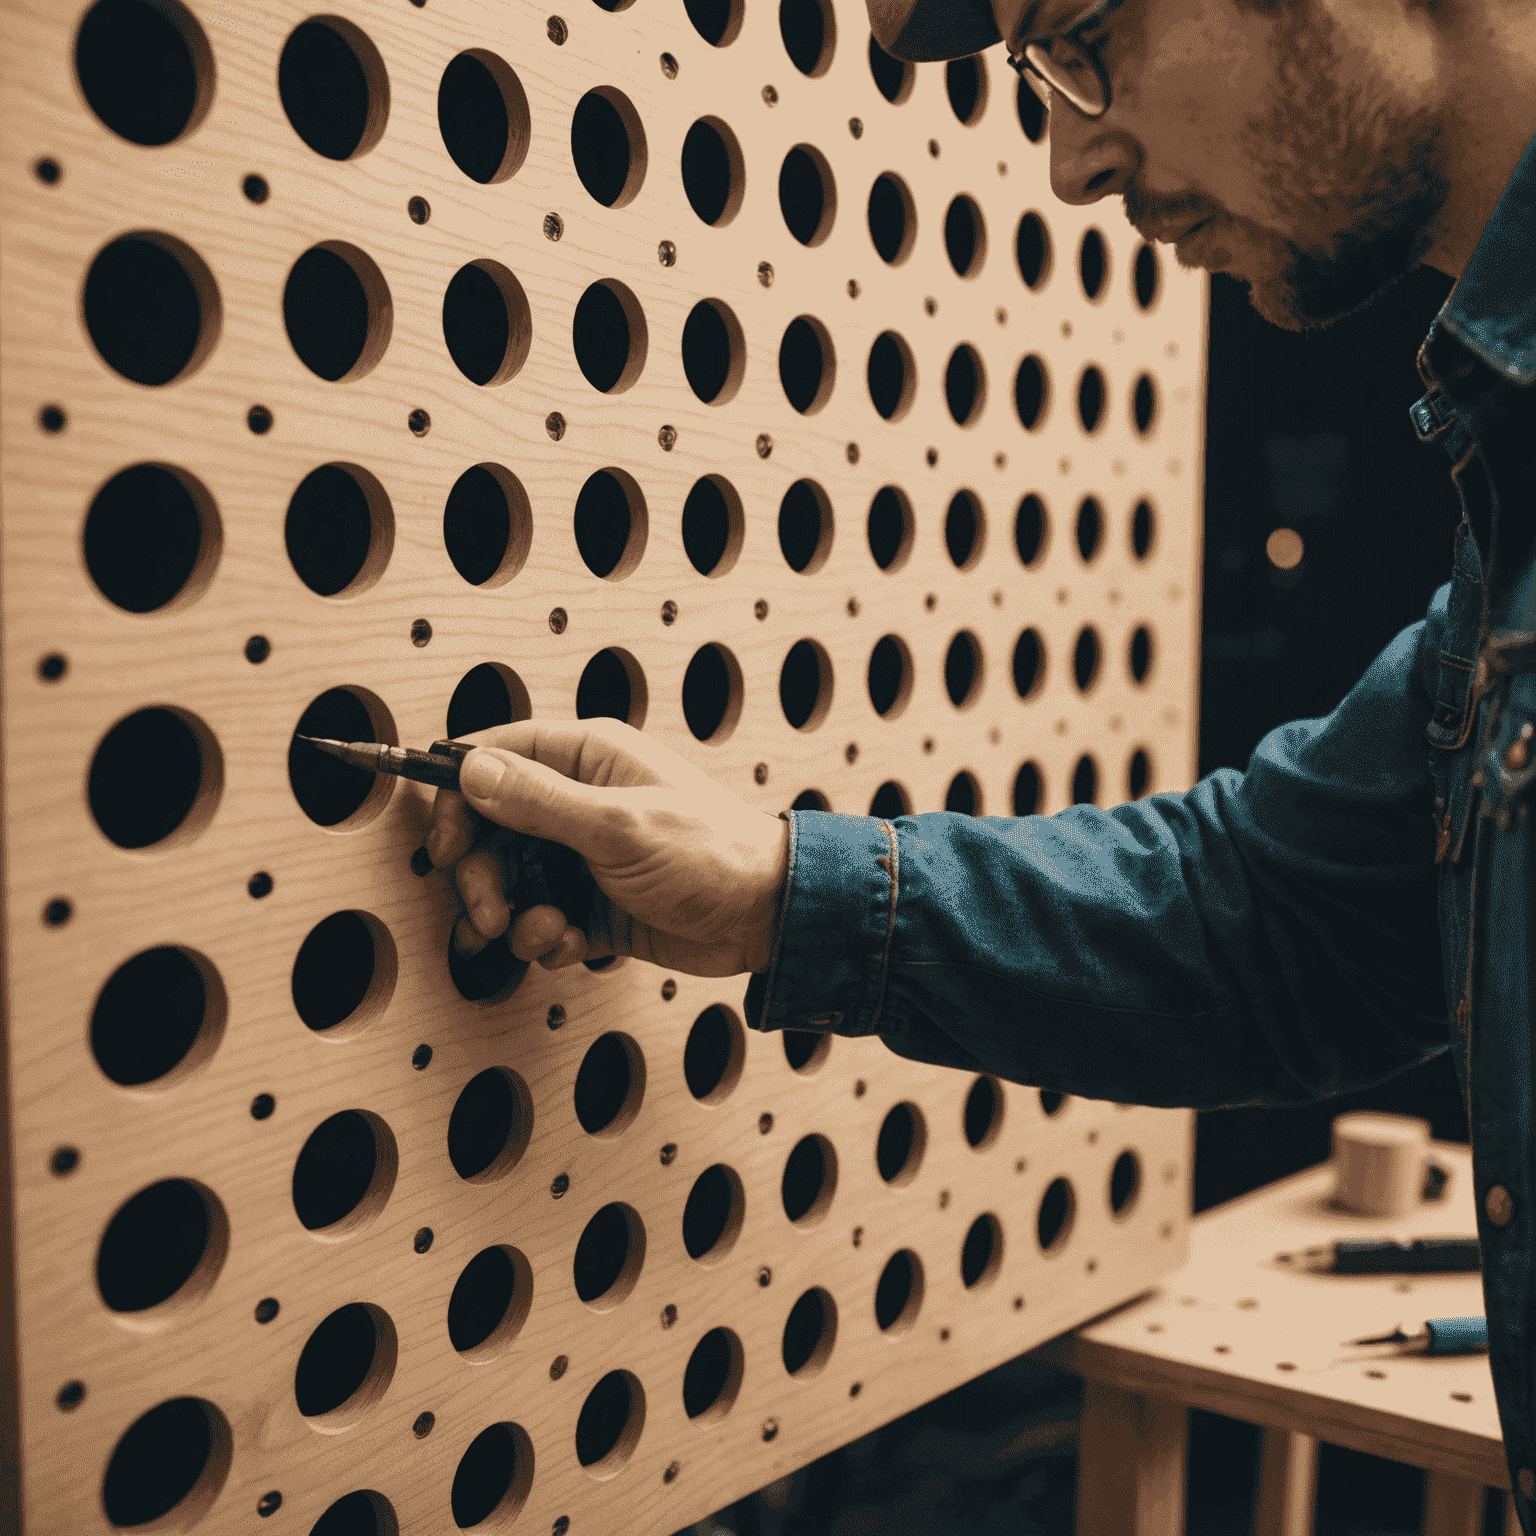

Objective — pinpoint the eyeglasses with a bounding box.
[1006,0,1125,118]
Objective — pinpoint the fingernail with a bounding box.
[460,752,505,801]
[426,829,444,864]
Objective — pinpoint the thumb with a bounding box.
[459,746,605,850]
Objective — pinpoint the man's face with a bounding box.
[1017,0,1451,330]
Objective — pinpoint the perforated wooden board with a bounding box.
[0,0,1206,1530]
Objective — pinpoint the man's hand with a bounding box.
[428,717,791,979]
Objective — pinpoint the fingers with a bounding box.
[428,786,477,869]
[509,905,576,963]
[454,847,512,945]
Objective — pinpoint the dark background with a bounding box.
[683,263,1488,1536]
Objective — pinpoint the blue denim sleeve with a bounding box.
[743,586,1455,1111]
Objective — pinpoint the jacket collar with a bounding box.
[1432,125,1536,387]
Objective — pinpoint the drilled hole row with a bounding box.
[77,227,1161,430]
[79,461,1157,612]
[74,5,1145,306]
[75,618,1158,859]
[90,1130,1148,1531]
[79,0,1058,158]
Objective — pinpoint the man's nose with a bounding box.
[1048,106,1137,205]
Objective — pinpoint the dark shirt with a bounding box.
[748,126,1536,1519]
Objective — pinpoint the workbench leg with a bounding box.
[1420,1470,1484,1536]
[1074,1379,1187,1536]
[1252,1428,1317,1536]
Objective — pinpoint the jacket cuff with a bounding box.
[744,810,896,1037]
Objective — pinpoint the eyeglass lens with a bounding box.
[1021,38,1105,115]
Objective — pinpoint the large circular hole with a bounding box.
[961,1213,1003,1288]
[943,194,986,277]
[779,144,835,245]
[574,1033,645,1137]
[945,55,986,122]
[449,1068,534,1182]
[1077,365,1105,433]
[1016,210,1051,288]
[444,465,533,588]
[90,706,220,850]
[451,1423,534,1527]
[1015,354,1048,431]
[1013,761,1042,815]
[868,330,917,421]
[868,34,914,104]
[1132,497,1156,560]
[1074,627,1102,692]
[1133,373,1157,434]
[291,911,395,1036]
[1079,228,1108,300]
[781,1133,836,1225]
[682,476,744,576]
[945,492,983,569]
[1013,629,1044,699]
[573,1203,645,1308]
[682,1163,744,1262]
[778,480,833,573]
[575,1371,645,1476]
[289,687,394,827]
[684,1005,745,1103]
[1077,495,1103,562]
[964,1075,1004,1149]
[1129,748,1153,800]
[1016,72,1047,140]
[294,1302,398,1427]
[867,486,913,571]
[278,17,389,160]
[682,117,746,228]
[438,50,530,183]
[443,260,532,386]
[682,644,743,742]
[779,314,836,414]
[780,639,833,730]
[868,172,916,265]
[84,463,219,613]
[91,946,225,1088]
[1073,754,1099,805]
[575,469,647,578]
[571,87,646,209]
[84,233,220,386]
[447,663,532,739]
[874,1249,923,1334]
[781,1287,837,1377]
[292,1109,397,1235]
[875,1102,926,1185]
[573,279,648,393]
[945,771,980,814]
[284,243,392,382]
[783,1029,831,1073]
[576,647,648,728]
[101,1398,231,1529]
[1038,1176,1076,1251]
[97,1179,227,1314]
[311,1490,398,1536]
[688,0,744,48]
[683,297,746,405]
[683,1327,744,1422]
[285,463,394,599]
[867,634,912,718]
[1134,243,1161,309]
[780,0,835,76]
[944,631,982,708]
[790,789,830,812]
[1016,492,1047,566]
[869,781,910,819]
[75,0,211,146]
[447,1246,533,1359]
[945,343,986,426]
[1110,1149,1141,1216]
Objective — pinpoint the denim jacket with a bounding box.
[746,127,1536,1515]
